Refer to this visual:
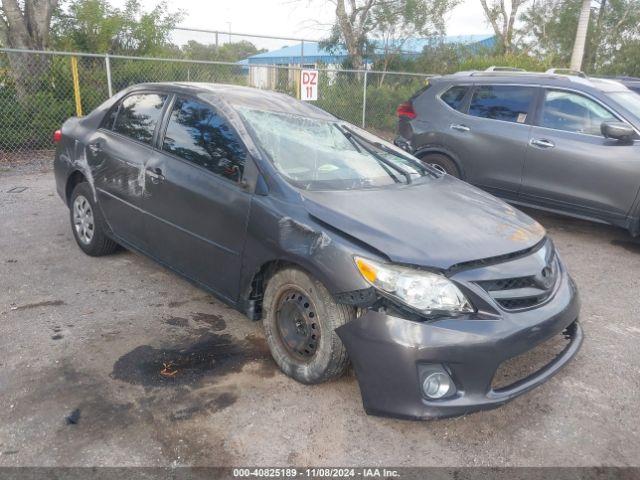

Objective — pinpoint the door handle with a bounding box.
[530,138,555,149]
[450,124,470,132]
[145,167,165,183]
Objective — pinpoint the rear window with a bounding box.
[440,86,469,111]
[469,85,536,124]
[112,93,167,145]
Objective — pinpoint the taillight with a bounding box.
[396,101,416,119]
[53,129,62,144]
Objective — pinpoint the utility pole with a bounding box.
[570,0,592,71]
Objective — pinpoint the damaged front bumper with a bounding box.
[336,263,582,420]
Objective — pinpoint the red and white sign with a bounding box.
[300,69,318,101]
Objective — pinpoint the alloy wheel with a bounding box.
[73,194,95,245]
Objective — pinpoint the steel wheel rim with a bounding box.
[275,288,320,362]
[73,195,95,245]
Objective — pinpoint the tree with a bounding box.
[371,0,459,80]
[54,0,183,56]
[182,40,265,62]
[0,0,60,97]
[570,0,592,70]
[519,0,640,74]
[0,0,59,49]
[53,0,123,53]
[586,0,640,73]
[325,0,377,69]
[479,0,530,53]
[518,0,582,65]
[324,0,459,69]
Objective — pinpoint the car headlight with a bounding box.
[354,256,473,315]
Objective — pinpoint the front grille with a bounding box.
[476,254,559,311]
[478,276,536,291]
[491,323,576,391]
[497,296,549,310]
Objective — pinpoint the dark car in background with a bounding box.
[54,82,581,420]
[395,71,640,235]
[610,76,640,94]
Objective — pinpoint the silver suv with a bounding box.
[395,71,640,235]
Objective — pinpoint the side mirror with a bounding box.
[601,121,635,143]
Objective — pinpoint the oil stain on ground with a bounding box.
[191,312,226,331]
[168,392,238,421]
[111,333,273,388]
[165,316,189,327]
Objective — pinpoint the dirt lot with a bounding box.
[1,168,639,467]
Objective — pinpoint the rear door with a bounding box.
[449,84,537,197]
[142,95,252,303]
[88,92,168,249]
[522,88,640,221]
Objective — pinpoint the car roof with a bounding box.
[433,72,630,94]
[125,82,335,120]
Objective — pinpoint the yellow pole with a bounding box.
[70,56,83,117]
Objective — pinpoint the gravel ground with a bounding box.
[0,167,639,467]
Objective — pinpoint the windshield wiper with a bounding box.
[335,125,402,183]
[338,126,363,153]
[341,125,437,179]
[336,125,412,184]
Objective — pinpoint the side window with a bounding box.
[162,97,245,182]
[441,86,469,111]
[469,85,535,123]
[540,90,616,136]
[112,93,167,145]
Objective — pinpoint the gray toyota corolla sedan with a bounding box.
[53,82,582,420]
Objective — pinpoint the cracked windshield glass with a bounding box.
[238,108,429,190]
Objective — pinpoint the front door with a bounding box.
[522,88,640,222]
[89,92,168,248]
[142,95,252,303]
[454,84,537,197]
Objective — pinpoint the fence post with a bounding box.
[105,54,113,97]
[70,56,83,117]
[361,69,368,128]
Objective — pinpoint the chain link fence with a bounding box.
[0,48,432,166]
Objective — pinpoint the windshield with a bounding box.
[608,91,640,120]
[237,108,432,191]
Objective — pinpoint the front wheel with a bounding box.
[263,267,356,384]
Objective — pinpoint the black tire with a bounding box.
[263,267,355,384]
[69,182,118,256]
[419,153,460,178]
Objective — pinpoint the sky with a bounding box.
[115,0,492,50]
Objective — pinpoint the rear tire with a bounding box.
[69,182,118,257]
[263,267,355,384]
[419,153,460,178]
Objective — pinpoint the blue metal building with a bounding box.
[242,34,496,66]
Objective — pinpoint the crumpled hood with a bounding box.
[299,175,545,270]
